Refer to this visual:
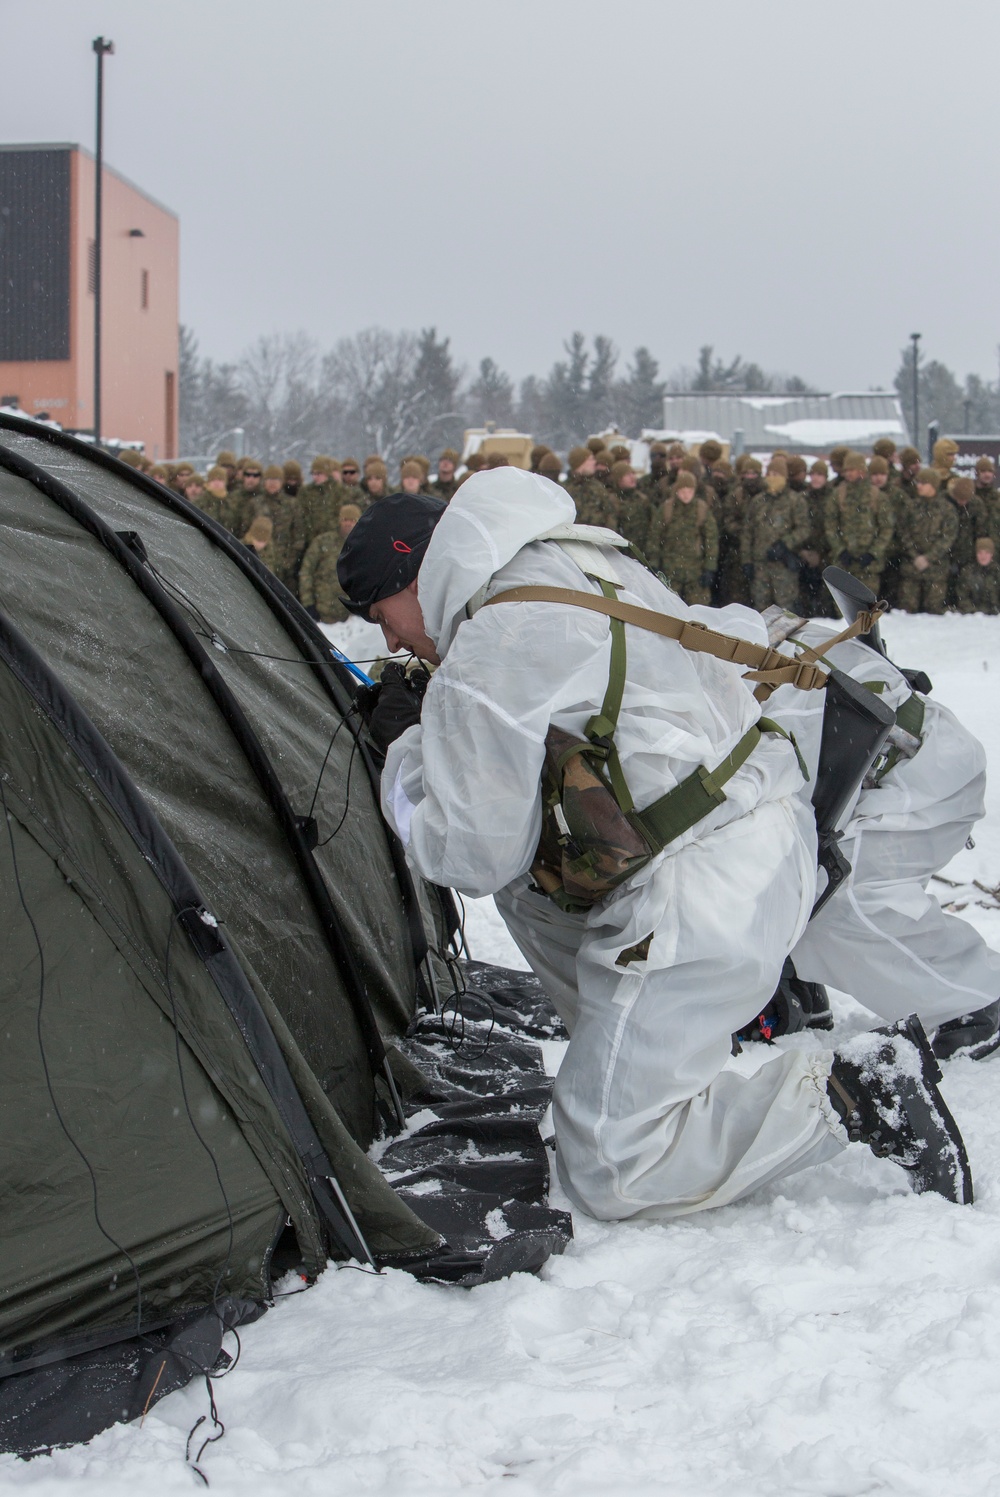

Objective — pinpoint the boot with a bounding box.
[736,959,833,1044]
[827,1016,973,1204]
[932,1002,1000,1063]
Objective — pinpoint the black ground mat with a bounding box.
[379,959,572,1286]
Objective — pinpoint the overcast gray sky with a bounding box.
[3,0,998,393]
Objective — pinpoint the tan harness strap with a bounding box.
[794,601,889,667]
[482,585,829,699]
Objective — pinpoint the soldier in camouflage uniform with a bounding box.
[363,460,388,502]
[798,459,833,615]
[945,476,988,607]
[248,464,306,593]
[431,449,461,502]
[956,537,1000,614]
[298,503,362,622]
[973,457,1000,550]
[648,471,719,604]
[824,452,894,596]
[613,461,655,559]
[638,441,669,499]
[866,455,902,607]
[242,514,275,568]
[537,451,563,484]
[216,451,238,492]
[932,436,960,491]
[715,455,762,606]
[228,460,266,540]
[283,459,303,497]
[299,457,345,547]
[898,468,958,614]
[562,446,620,528]
[530,444,553,473]
[740,458,810,610]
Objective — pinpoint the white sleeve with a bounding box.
[381,605,605,898]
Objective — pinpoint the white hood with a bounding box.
[417,468,575,656]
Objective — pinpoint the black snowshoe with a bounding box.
[932,1001,1000,1063]
[736,958,834,1045]
[827,1015,973,1204]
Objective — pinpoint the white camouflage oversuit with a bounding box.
[381,469,846,1221]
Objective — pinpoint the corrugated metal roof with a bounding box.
[654,392,909,452]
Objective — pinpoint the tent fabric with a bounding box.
[0,417,570,1455]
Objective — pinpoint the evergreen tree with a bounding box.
[587,335,618,431]
[467,357,516,428]
[615,346,666,433]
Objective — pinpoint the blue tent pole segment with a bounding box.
[325,643,374,687]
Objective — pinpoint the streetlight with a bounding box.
[92,36,115,445]
[909,332,921,449]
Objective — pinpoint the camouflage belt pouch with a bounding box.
[530,726,654,912]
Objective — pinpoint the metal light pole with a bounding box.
[92,36,114,444]
[910,332,921,449]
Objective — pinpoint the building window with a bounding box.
[141,269,149,309]
[87,240,97,294]
[164,370,176,460]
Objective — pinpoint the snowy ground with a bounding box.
[7,612,1000,1497]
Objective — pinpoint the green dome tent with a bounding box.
[0,415,569,1456]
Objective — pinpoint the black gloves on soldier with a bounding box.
[357,662,430,759]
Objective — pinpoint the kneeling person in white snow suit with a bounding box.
[338,473,972,1216]
[762,610,1000,1058]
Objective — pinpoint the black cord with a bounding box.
[186,1376,226,1487]
[307,710,356,823]
[316,732,361,848]
[0,774,145,1338]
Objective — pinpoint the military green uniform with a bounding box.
[956,559,1000,614]
[648,495,719,605]
[799,482,834,616]
[616,489,656,560]
[898,495,958,614]
[298,530,350,623]
[244,493,306,593]
[637,469,666,500]
[975,482,1000,550]
[715,478,757,606]
[299,479,348,547]
[741,485,810,610]
[562,475,620,529]
[824,480,894,596]
[228,483,266,540]
[430,477,459,502]
[946,492,989,606]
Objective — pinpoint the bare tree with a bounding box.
[238,331,326,462]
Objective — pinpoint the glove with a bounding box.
[304,603,320,621]
[742,563,755,581]
[700,570,716,588]
[858,552,875,569]
[366,662,430,757]
[765,542,786,563]
[784,551,802,573]
[839,550,856,568]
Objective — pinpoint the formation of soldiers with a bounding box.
[118,432,1000,621]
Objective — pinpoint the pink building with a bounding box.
[0,142,179,459]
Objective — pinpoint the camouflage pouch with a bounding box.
[530,726,653,912]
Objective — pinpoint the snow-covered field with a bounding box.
[6,612,1000,1497]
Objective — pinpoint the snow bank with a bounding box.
[8,612,1000,1496]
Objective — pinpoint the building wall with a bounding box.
[0,144,178,459]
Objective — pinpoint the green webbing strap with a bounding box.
[633,724,762,853]
[585,577,634,813]
[895,692,926,740]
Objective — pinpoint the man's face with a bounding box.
[576,454,597,477]
[810,472,827,489]
[369,581,440,665]
[976,549,994,566]
[243,467,261,490]
[339,513,358,537]
[401,475,422,494]
[844,466,865,483]
[342,464,360,485]
[870,472,888,489]
[438,458,455,481]
[650,451,667,474]
[916,482,937,499]
[207,478,227,498]
[620,472,637,490]
[903,463,920,479]
[367,476,385,497]
[264,477,282,496]
[977,469,995,488]
[675,485,696,505]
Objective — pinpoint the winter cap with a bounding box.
[216,450,237,467]
[916,468,940,490]
[766,456,788,477]
[149,465,168,481]
[366,459,388,480]
[207,465,228,483]
[538,452,562,478]
[976,536,995,555]
[842,452,867,473]
[264,464,284,481]
[975,456,996,474]
[283,459,303,480]
[678,456,702,478]
[530,444,552,469]
[465,452,487,472]
[711,460,734,481]
[787,455,808,478]
[829,445,849,465]
[649,441,668,458]
[310,455,334,476]
[244,516,273,545]
[899,446,921,467]
[872,438,897,460]
[486,452,511,468]
[241,459,263,478]
[933,437,959,465]
[610,461,634,484]
[174,461,194,477]
[950,477,975,503]
[337,493,447,618]
[742,456,763,476]
[674,471,697,493]
[609,444,631,463]
[183,471,205,488]
[868,456,890,476]
[586,436,606,455]
[698,439,724,464]
[810,459,829,477]
[339,502,362,522]
[438,448,460,466]
[400,459,424,481]
[118,448,143,468]
[568,445,591,471]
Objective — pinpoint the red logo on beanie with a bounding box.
[393,540,412,553]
